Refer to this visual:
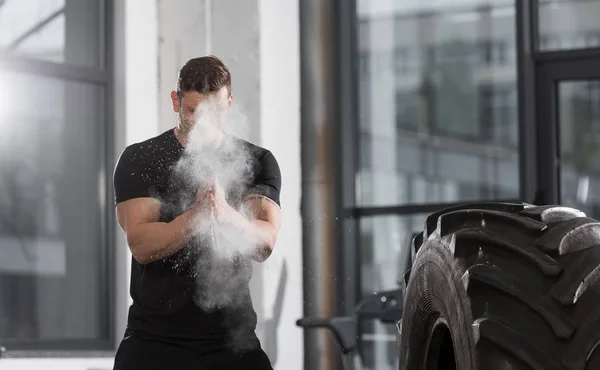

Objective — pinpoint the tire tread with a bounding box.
[453,229,562,276]
[477,318,565,370]
[464,264,575,339]
[551,247,600,305]
[404,203,600,369]
[533,217,600,254]
[438,209,547,239]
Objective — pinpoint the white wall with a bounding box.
[256,0,302,368]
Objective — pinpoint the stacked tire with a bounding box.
[400,202,600,370]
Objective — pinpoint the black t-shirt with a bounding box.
[113,128,281,340]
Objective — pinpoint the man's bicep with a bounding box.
[116,197,161,234]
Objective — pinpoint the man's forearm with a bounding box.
[220,208,276,262]
[126,209,200,264]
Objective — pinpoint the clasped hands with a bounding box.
[192,175,234,227]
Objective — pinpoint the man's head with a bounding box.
[171,56,233,134]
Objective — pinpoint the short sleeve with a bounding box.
[247,150,282,207]
[113,146,152,205]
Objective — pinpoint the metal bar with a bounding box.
[535,64,559,203]
[337,0,360,316]
[7,7,65,50]
[347,199,523,218]
[533,48,600,64]
[103,0,117,350]
[0,53,108,83]
[516,0,539,204]
[530,0,540,52]
[537,58,600,80]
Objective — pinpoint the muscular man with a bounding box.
[112,56,281,370]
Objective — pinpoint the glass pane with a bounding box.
[559,80,600,220]
[357,1,520,207]
[0,0,103,68]
[359,319,399,370]
[538,0,600,51]
[359,213,427,370]
[0,70,106,342]
[360,213,426,295]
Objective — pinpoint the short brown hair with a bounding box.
[176,55,231,98]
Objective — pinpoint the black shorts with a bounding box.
[113,328,273,370]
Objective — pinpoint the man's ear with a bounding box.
[171,90,180,113]
[228,94,233,109]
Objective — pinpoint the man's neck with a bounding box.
[173,125,189,147]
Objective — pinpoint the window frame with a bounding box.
[0,0,115,353]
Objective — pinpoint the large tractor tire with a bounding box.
[399,202,600,370]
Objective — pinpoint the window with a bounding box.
[359,214,426,294]
[354,2,520,366]
[479,85,518,147]
[585,31,600,48]
[360,133,373,170]
[480,40,494,64]
[358,213,427,370]
[359,51,369,78]
[0,0,111,351]
[494,41,508,65]
[357,2,520,207]
[395,91,420,131]
[559,80,600,219]
[394,48,407,74]
[538,0,600,51]
[0,0,103,68]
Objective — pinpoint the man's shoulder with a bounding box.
[123,129,175,153]
[228,137,280,183]
[229,135,274,161]
[116,129,177,170]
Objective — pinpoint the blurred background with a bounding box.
[0,0,599,369]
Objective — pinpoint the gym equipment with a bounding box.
[297,288,403,370]
[401,202,600,369]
